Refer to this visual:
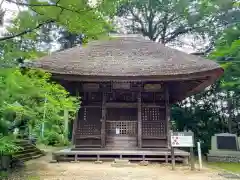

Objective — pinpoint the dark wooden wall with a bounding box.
[66,81,169,149]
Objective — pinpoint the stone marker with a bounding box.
[207,133,240,162]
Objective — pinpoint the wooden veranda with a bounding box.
[53,148,190,163]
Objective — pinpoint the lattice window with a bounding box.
[106,121,137,136]
[78,107,101,135]
[142,107,166,137]
[79,124,100,135]
[142,123,166,137]
[142,107,164,121]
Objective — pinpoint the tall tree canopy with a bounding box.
[116,0,239,51]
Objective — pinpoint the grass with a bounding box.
[207,162,240,173]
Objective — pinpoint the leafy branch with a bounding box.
[0,0,94,41]
[5,0,93,15]
[0,19,55,41]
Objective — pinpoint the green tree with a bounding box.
[115,0,239,50]
[210,25,240,133]
[171,24,240,153]
[0,0,124,66]
[0,68,80,145]
[1,0,123,41]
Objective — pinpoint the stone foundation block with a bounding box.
[114,159,130,164]
[94,161,103,164]
[139,161,149,166]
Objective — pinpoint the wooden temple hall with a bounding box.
[32,35,223,162]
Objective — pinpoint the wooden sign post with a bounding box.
[170,131,195,170]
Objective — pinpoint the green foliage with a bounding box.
[172,24,240,154]
[210,25,240,91]
[38,131,70,146]
[0,135,21,155]
[0,0,123,153]
[5,0,124,40]
[115,0,239,44]
[0,68,80,148]
[171,84,228,153]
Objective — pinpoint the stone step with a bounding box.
[14,151,42,159]
[13,140,44,162]
[111,159,138,167]
[111,162,137,167]
[114,159,130,164]
[20,154,43,162]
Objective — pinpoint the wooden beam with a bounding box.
[165,83,170,148]
[51,68,223,82]
[137,91,142,148]
[106,102,137,108]
[101,92,106,148]
[142,104,165,108]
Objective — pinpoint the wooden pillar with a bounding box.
[101,92,106,148]
[138,91,142,148]
[165,83,170,148]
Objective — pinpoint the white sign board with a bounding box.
[171,135,193,147]
[116,128,120,135]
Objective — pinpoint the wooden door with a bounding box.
[105,108,138,149]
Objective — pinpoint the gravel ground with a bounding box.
[7,155,233,180]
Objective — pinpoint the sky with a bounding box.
[0,0,20,33]
[0,0,203,54]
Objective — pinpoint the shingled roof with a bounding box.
[32,36,223,81]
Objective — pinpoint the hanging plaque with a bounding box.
[83,83,99,91]
[144,84,162,91]
[113,82,130,89]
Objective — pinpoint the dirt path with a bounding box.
[9,155,230,180]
